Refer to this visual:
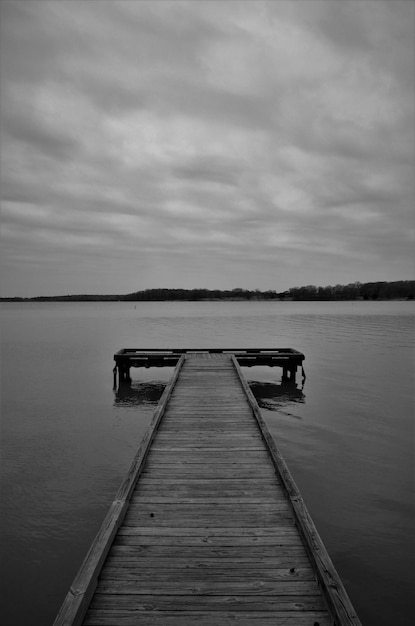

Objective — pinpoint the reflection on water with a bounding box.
[249,380,305,417]
[114,380,165,406]
[114,376,306,419]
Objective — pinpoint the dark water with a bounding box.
[0,301,413,625]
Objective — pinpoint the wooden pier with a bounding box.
[113,348,305,385]
[55,352,360,626]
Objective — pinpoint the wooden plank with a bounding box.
[134,481,280,491]
[162,409,254,414]
[155,431,262,437]
[154,429,263,436]
[151,457,269,465]
[94,579,321,595]
[140,468,276,479]
[157,428,257,433]
[126,502,291,513]
[114,525,299,537]
[133,488,281,498]
[99,566,316,581]
[113,533,302,547]
[108,545,309,559]
[146,450,272,461]
[150,445,266,451]
[159,423,256,429]
[162,409,253,413]
[140,469,276,478]
[84,610,331,626]
[152,436,265,444]
[86,595,327,612]
[105,554,311,568]
[128,496,281,504]
[122,512,294,527]
[121,513,294,526]
[134,477,280,487]
[142,464,267,473]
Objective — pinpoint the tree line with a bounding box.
[284,280,414,300]
[1,280,413,302]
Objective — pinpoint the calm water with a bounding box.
[0,301,413,625]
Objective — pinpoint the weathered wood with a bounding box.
[126,502,291,513]
[53,356,185,626]
[122,511,294,524]
[146,450,273,461]
[113,525,301,544]
[128,496,280,504]
[104,555,311,568]
[155,432,262,439]
[157,422,258,428]
[87,594,327,611]
[84,611,332,626]
[94,579,322,595]
[232,355,362,626]
[106,553,309,566]
[140,468,275,478]
[113,348,305,383]
[108,545,309,559]
[99,566,316,581]
[54,352,360,626]
[115,531,302,544]
[115,525,299,536]
[134,487,281,497]
[135,477,279,486]
[151,444,266,451]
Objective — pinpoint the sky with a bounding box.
[1,0,414,297]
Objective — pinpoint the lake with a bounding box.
[0,300,413,625]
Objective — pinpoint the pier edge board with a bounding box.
[231,355,362,626]
[52,355,185,626]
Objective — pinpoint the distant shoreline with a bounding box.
[1,297,412,302]
[1,280,413,302]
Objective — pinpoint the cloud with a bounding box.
[0,0,413,296]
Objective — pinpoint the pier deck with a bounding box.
[55,353,360,626]
[113,347,305,384]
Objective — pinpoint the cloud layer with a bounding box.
[1,0,413,296]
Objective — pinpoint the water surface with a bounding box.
[1,301,413,625]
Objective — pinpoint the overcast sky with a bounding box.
[1,0,414,297]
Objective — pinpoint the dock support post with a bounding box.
[282,365,297,383]
[119,364,131,385]
[289,365,297,383]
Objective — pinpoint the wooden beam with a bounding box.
[53,356,185,626]
[231,355,362,626]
